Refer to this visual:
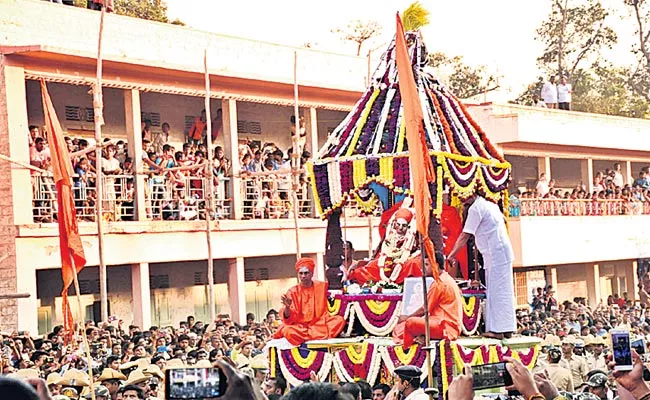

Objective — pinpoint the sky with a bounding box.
[167,0,638,101]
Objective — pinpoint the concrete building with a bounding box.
[1,0,650,334]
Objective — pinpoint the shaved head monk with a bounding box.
[273,258,346,346]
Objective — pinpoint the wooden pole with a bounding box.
[70,254,96,400]
[367,214,373,258]
[0,293,30,300]
[204,49,216,323]
[291,51,302,259]
[418,234,435,396]
[93,7,108,323]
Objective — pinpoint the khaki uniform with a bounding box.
[545,363,575,392]
[586,353,607,372]
[559,354,588,387]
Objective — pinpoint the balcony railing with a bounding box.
[510,198,650,217]
[31,172,377,223]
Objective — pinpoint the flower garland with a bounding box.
[450,342,485,372]
[461,296,483,336]
[346,88,382,157]
[439,340,453,396]
[352,299,402,336]
[333,342,382,385]
[379,345,429,381]
[327,296,352,319]
[354,89,388,156]
[372,88,397,154]
[278,347,334,388]
[331,89,375,158]
[452,93,506,162]
[353,159,368,188]
[328,161,343,207]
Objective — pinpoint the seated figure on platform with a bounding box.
[273,258,346,346]
[348,208,422,284]
[392,252,463,346]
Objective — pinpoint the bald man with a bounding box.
[273,258,346,346]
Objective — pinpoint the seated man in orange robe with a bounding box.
[273,258,346,346]
[392,252,463,347]
[348,208,422,284]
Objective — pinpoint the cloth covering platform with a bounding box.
[327,290,485,337]
[268,336,541,400]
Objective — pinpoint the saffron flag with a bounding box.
[394,14,439,277]
[41,79,87,336]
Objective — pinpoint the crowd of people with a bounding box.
[509,163,650,217]
[28,110,313,223]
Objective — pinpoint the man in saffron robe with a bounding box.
[392,252,463,347]
[273,258,346,346]
[348,208,422,284]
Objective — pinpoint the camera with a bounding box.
[165,367,227,399]
[471,362,513,390]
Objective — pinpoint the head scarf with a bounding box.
[394,208,413,224]
[295,257,315,273]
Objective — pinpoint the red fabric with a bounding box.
[441,204,468,279]
[41,79,86,337]
[394,208,413,223]
[273,281,345,346]
[348,257,422,285]
[395,15,438,278]
[392,270,462,346]
[189,117,206,141]
[295,257,315,273]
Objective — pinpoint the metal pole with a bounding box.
[419,234,435,393]
[93,7,108,323]
[70,253,96,400]
[204,49,216,323]
[292,51,302,259]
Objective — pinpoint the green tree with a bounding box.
[332,20,382,56]
[427,52,500,99]
[624,0,650,102]
[536,0,617,79]
[75,0,179,24]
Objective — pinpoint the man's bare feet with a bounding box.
[482,331,504,340]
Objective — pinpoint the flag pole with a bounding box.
[93,6,108,323]
[69,253,96,400]
[418,233,434,394]
[203,49,216,323]
[291,51,302,259]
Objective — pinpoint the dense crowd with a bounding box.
[509,163,650,217]
[28,110,313,222]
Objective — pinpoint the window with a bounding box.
[194,272,205,285]
[150,274,170,289]
[65,106,82,121]
[238,120,262,135]
[141,111,161,127]
[184,116,195,134]
[514,271,528,306]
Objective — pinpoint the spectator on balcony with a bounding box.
[290,115,307,155]
[634,171,650,189]
[122,157,134,175]
[541,75,558,109]
[241,154,255,174]
[212,109,223,141]
[557,76,572,111]
[30,137,51,174]
[182,143,195,164]
[28,125,42,147]
[189,110,207,145]
[613,163,624,187]
[250,150,263,173]
[152,122,170,155]
[102,144,122,220]
[536,173,550,197]
[213,146,230,176]
[141,140,162,172]
[141,119,153,143]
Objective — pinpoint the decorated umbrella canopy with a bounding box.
[307,31,511,221]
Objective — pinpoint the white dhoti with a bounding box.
[463,197,517,333]
[484,260,516,333]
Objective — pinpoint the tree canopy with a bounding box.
[428,52,500,100]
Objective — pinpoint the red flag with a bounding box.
[394,15,438,278]
[41,79,87,336]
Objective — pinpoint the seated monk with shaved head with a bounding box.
[273,258,346,346]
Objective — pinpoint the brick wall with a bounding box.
[0,55,20,331]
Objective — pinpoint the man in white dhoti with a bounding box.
[448,194,516,339]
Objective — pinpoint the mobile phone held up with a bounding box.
[165,367,228,399]
[611,329,633,371]
[471,362,513,390]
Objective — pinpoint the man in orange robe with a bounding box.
[392,252,463,347]
[348,208,422,284]
[441,203,468,279]
[273,258,346,346]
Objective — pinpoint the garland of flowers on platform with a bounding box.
[379,344,430,382]
[333,342,382,385]
[327,296,352,320]
[308,151,511,219]
[351,299,402,336]
[461,296,482,336]
[278,347,334,388]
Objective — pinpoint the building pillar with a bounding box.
[624,161,633,186]
[546,266,558,292]
[222,99,242,219]
[586,263,601,307]
[131,263,151,329]
[307,253,325,281]
[15,262,38,334]
[628,261,639,303]
[538,156,551,179]
[228,257,245,325]
[304,107,319,155]
[124,89,147,221]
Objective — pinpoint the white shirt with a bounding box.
[463,197,514,266]
[404,388,429,400]
[536,180,550,197]
[613,171,624,187]
[557,83,572,103]
[541,81,558,103]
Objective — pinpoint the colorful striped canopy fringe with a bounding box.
[308,31,511,219]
